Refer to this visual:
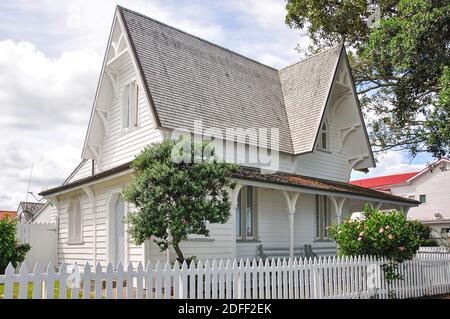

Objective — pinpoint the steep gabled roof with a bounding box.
[117,6,349,155]
[280,45,342,154]
[16,202,45,222]
[119,6,293,153]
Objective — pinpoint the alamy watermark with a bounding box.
[170,120,280,173]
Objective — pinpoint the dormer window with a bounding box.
[318,120,330,151]
[122,80,139,130]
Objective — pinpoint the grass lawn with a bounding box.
[0,282,94,299]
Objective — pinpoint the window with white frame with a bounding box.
[315,195,331,240]
[318,120,330,151]
[68,197,82,243]
[121,80,139,130]
[235,186,257,240]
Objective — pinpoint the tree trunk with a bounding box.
[173,241,185,263]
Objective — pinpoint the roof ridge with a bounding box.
[117,5,279,72]
[279,43,343,71]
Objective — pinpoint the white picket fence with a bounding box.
[1,253,449,299]
[418,246,449,253]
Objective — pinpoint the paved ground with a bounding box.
[418,294,450,299]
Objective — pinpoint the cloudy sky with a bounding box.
[0,0,432,210]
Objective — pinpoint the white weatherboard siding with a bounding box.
[55,174,144,268]
[179,222,234,261]
[31,203,55,223]
[99,58,163,171]
[391,168,450,226]
[65,160,94,184]
[295,116,349,182]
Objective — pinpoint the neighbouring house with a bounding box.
[0,210,16,220]
[37,6,417,268]
[16,201,46,223]
[351,158,450,236]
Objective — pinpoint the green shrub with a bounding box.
[0,216,31,274]
[329,206,429,263]
[328,205,430,298]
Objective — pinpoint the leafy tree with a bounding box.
[285,0,450,158]
[123,138,238,263]
[0,216,31,274]
[328,206,430,297]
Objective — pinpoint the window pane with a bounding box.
[420,194,426,203]
[68,200,74,241]
[322,132,328,149]
[315,195,320,238]
[69,198,81,242]
[246,186,253,237]
[76,198,82,241]
[134,85,139,126]
[324,197,330,238]
[235,192,241,237]
[122,85,130,129]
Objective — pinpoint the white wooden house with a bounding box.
[37,6,418,268]
[352,158,450,235]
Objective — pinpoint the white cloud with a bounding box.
[0,39,101,209]
[226,0,288,30]
[351,150,426,181]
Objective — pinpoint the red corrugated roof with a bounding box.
[350,172,419,189]
[0,211,17,219]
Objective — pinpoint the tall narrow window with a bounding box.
[121,81,139,130]
[235,186,257,240]
[122,85,130,129]
[68,197,82,243]
[235,192,242,239]
[315,195,330,240]
[318,121,330,151]
[246,186,254,238]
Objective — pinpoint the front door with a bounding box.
[114,196,126,268]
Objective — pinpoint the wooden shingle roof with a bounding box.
[118,6,343,155]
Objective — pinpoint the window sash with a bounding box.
[68,197,82,243]
[318,121,329,151]
[236,186,257,240]
[419,194,426,203]
[122,81,139,130]
[315,195,329,240]
[236,192,242,239]
[122,85,130,129]
[246,186,254,239]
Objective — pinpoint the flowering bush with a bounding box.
[329,206,430,298]
[328,206,430,263]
